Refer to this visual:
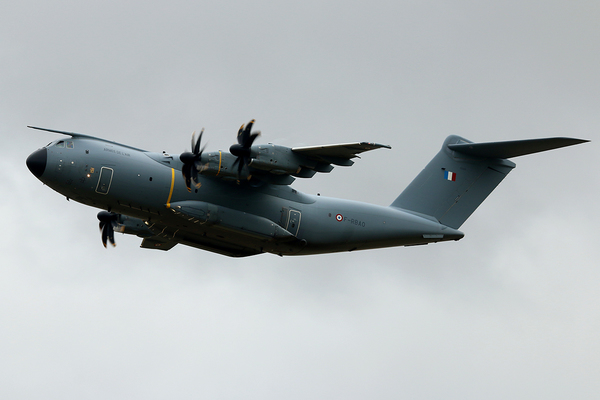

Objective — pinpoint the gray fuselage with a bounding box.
[28,136,463,256]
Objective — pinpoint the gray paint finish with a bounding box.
[26,128,586,257]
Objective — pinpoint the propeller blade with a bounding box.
[237,157,245,175]
[237,123,246,145]
[248,131,260,147]
[101,223,108,248]
[230,119,260,178]
[180,129,206,191]
[107,224,116,247]
[244,119,255,140]
[98,211,118,248]
[193,128,204,154]
[182,163,192,192]
[190,165,200,190]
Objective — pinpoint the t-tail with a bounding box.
[391,135,589,229]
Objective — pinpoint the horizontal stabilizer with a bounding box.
[448,137,589,159]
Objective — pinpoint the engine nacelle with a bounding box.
[248,144,305,175]
[114,215,155,237]
[198,151,250,180]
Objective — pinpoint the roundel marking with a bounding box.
[335,214,343,222]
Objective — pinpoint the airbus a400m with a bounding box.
[26,121,587,257]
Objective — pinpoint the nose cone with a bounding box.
[26,148,47,178]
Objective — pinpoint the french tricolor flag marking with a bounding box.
[444,171,457,181]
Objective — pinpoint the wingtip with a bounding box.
[25,125,79,136]
[558,137,590,142]
[560,137,591,146]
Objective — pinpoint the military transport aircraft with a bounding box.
[26,121,588,257]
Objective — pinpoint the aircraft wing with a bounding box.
[222,141,392,184]
[292,142,391,166]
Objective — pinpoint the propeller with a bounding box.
[179,129,205,192]
[229,119,260,177]
[98,211,120,248]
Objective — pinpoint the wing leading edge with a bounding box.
[292,142,391,166]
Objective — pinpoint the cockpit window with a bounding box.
[53,140,74,149]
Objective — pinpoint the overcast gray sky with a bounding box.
[1,1,598,399]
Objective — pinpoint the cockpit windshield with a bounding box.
[51,140,74,149]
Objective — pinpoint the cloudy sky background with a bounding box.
[1,1,598,398]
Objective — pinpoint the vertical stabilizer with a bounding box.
[391,135,588,229]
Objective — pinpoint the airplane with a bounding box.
[26,121,588,257]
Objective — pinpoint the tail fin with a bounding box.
[391,135,588,229]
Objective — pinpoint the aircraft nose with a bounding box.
[26,147,47,178]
